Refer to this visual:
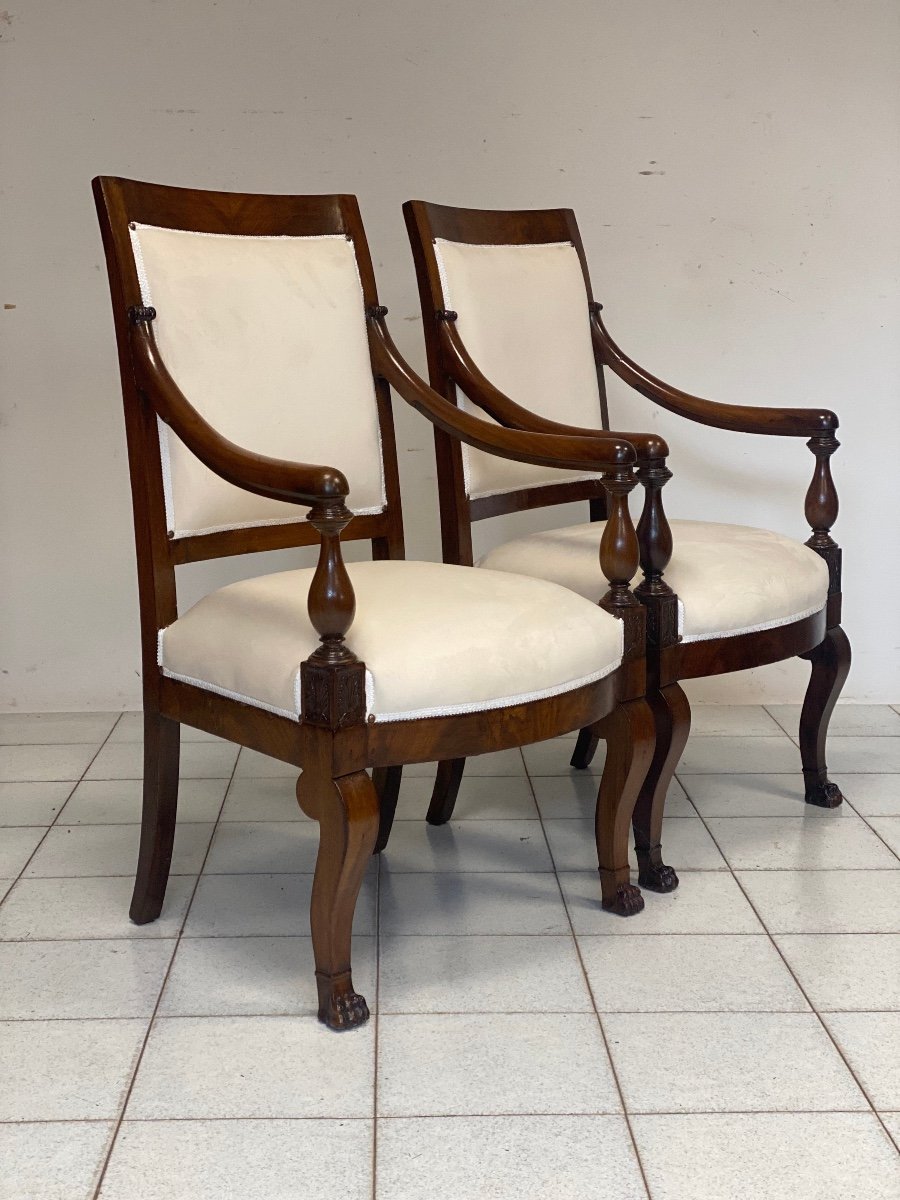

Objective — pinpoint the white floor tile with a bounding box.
[0,1121,115,1200]
[0,781,74,826]
[86,742,239,781]
[0,1018,147,1120]
[126,1015,374,1118]
[827,738,900,773]
[232,748,299,778]
[522,738,606,777]
[0,744,97,782]
[560,871,763,935]
[24,823,214,878]
[680,773,860,819]
[381,819,553,873]
[99,1118,373,1200]
[677,736,799,775]
[580,935,807,1012]
[775,935,900,1011]
[837,774,900,816]
[378,872,569,935]
[183,871,376,938]
[107,713,225,743]
[691,706,784,737]
[632,1112,900,1200]
[394,774,538,821]
[0,939,175,1019]
[376,1115,646,1200]
[203,821,319,874]
[220,776,306,822]
[0,711,118,745]
[0,875,194,941]
[737,870,900,934]
[868,817,900,857]
[61,778,228,825]
[379,935,591,1014]
[0,826,45,876]
[704,816,899,871]
[159,935,375,1017]
[459,748,527,777]
[533,772,692,820]
[823,1012,900,1110]
[604,1012,866,1113]
[545,817,726,873]
[378,1013,621,1116]
[768,704,900,738]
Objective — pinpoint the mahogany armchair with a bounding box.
[94,178,658,1031]
[404,200,849,891]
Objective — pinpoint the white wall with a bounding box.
[2,0,898,711]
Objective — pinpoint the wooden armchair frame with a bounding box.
[404,200,849,888]
[94,178,657,1031]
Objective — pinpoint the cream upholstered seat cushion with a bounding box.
[130,225,386,537]
[478,520,829,643]
[159,560,624,723]
[434,239,604,499]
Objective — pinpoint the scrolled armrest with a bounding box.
[591,307,838,438]
[367,314,636,471]
[129,317,349,506]
[437,321,668,460]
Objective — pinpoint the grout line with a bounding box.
[523,752,655,1200]
[90,741,243,1200]
[687,801,900,1149]
[0,1106,892,1127]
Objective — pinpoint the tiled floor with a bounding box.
[0,706,899,1199]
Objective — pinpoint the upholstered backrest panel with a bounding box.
[131,225,386,537]
[434,238,604,499]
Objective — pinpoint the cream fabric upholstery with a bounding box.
[159,560,624,722]
[131,226,386,537]
[434,239,604,499]
[478,520,829,643]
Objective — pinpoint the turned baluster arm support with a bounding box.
[634,459,679,647]
[599,468,646,660]
[804,433,843,621]
[300,501,368,730]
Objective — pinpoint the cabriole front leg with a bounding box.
[799,626,850,808]
[297,770,379,1030]
[633,683,690,893]
[594,697,655,916]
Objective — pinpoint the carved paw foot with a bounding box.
[805,779,844,809]
[601,882,645,917]
[319,989,370,1032]
[638,861,679,893]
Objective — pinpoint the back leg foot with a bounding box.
[571,725,601,770]
[426,758,465,826]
